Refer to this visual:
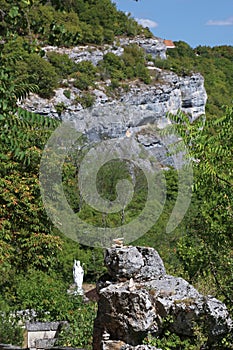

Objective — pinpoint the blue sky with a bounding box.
[113,0,233,48]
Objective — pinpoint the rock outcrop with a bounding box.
[19,33,207,128]
[19,35,207,169]
[93,246,232,349]
[20,71,207,125]
[42,36,167,66]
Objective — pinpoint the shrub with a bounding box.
[6,269,98,349]
[73,72,94,90]
[63,89,71,99]
[12,270,72,320]
[76,60,97,78]
[57,299,97,349]
[55,102,66,116]
[72,61,97,90]
[0,311,23,346]
[98,46,150,84]
[47,52,78,78]
[75,93,95,108]
[26,53,59,98]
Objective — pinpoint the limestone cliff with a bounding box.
[19,36,207,167]
[20,35,207,127]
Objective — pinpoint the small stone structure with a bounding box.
[93,246,233,349]
[23,322,66,350]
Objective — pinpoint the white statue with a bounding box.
[73,259,84,295]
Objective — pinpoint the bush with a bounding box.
[76,61,97,76]
[98,46,150,84]
[10,270,69,320]
[47,52,78,78]
[26,53,59,98]
[0,312,23,346]
[72,61,97,90]
[57,299,97,349]
[73,72,94,90]
[75,93,95,108]
[1,268,98,349]
[63,89,71,99]
[55,102,66,116]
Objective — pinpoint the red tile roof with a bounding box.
[164,39,175,48]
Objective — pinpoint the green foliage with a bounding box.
[122,44,151,83]
[165,107,233,313]
[143,314,233,349]
[144,331,198,349]
[0,2,232,348]
[46,51,78,78]
[55,101,66,116]
[2,37,59,98]
[57,298,97,349]
[26,53,59,98]
[0,311,23,345]
[0,0,147,46]
[0,49,100,346]
[75,92,95,108]
[71,61,97,90]
[73,73,94,90]
[0,50,63,287]
[1,269,97,348]
[63,89,71,99]
[98,45,151,85]
[56,235,105,283]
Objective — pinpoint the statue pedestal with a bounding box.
[74,285,84,296]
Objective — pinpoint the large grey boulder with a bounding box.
[93,246,232,350]
[105,246,166,281]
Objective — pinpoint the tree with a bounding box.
[166,106,233,313]
[0,49,62,284]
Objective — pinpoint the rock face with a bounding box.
[20,71,207,126]
[93,246,232,350]
[42,36,167,66]
[18,34,207,171]
[19,35,207,169]
[20,34,207,130]
[20,71,207,169]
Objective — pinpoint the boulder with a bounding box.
[104,246,166,281]
[93,246,233,349]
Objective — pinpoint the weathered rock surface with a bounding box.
[104,246,166,281]
[19,35,207,170]
[20,71,207,126]
[42,36,167,66]
[103,344,160,350]
[19,71,206,168]
[19,33,207,137]
[93,246,232,349]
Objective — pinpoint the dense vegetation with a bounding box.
[0,0,232,348]
[0,0,150,45]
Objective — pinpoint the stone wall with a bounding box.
[23,322,66,349]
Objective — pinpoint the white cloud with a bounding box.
[135,18,158,28]
[206,16,233,26]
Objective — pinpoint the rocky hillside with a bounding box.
[20,35,207,167]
